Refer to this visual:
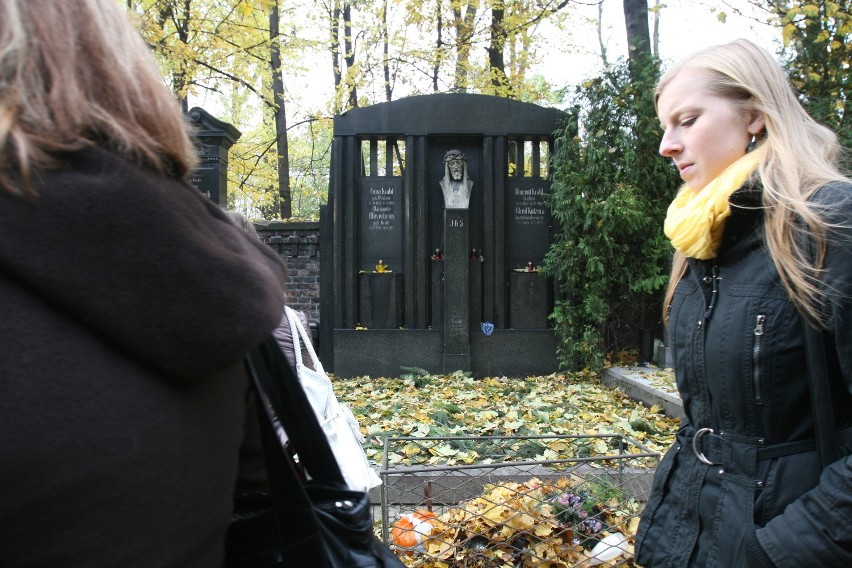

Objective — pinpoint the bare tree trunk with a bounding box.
[432,0,443,92]
[329,0,343,113]
[488,1,514,97]
[452,1,476,92]
[506,0,533,82]
[165,0,192,112]
[623,0,651,65]
[652,0,660,57]
[343,1,358,109]
[597,0,609,67]
[269,0,290,218]
[382,0,392,101]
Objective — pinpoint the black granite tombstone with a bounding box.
[443,208,470,370]
[320,94,566,377]
[508,175,552,328]
[360,179,403,271]
[187,107,241,206]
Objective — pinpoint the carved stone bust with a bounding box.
[439,149,473,209]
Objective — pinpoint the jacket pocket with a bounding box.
[753,450,821,525]
[706,471,758,567]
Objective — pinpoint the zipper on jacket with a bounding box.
[752,314,766,402]
[699,265,721,326]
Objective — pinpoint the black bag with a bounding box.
[226,337,405,568]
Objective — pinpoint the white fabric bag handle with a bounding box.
[282,307,381,491]
[285,306,324,374]
[285,306,334,425]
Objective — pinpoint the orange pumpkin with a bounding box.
[391,509,437,553]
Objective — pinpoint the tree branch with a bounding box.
[192,58,275,109]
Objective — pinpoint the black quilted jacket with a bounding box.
[636,182,852,568]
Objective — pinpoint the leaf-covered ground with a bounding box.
[332,369,680,468]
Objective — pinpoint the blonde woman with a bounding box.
[635,39,852,567]
[0,0,288,565]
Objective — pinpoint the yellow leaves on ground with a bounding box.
[402,476,639,567]
[333,372,679,468]
[636,368,678,396]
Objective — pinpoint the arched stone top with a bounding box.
[333,93,566,137]
[188,107,242,146]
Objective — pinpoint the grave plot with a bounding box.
[377,434,659,567]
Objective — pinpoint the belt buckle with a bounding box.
[692,427,719,465]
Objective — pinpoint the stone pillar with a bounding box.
[431,258,444,328]
[187,107,242,206]
[359,272,402,329]
[443,208,470,371]
[509,272,549,328]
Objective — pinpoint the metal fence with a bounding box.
[378,434,659,567]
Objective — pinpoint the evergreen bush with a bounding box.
[543,59,680,370]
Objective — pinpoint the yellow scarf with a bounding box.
[664,148,764,259]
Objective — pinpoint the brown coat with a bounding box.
[0,146,288,567]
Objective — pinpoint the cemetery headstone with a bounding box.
[187,107,241,206]
[321,93,566,377]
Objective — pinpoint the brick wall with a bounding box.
[256,222,321,326]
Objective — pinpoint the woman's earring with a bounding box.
[746,132,757,152]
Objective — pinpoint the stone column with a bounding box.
[443,208,471,371]
[187,107,241,206]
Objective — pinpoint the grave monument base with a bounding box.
[443,353,471,373]
[332,329,558,378]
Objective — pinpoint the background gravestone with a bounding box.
[187,107,241,206]
[359,179,403,271]
[508,180,550,273]
[320,93,566,377]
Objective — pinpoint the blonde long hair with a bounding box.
[0,0,197,194]
[658,39,849,326]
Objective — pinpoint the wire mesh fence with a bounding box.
[378,434,659,567]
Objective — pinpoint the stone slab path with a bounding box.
[603,366,684,420]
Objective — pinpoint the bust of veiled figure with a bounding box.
[439,149,473,209]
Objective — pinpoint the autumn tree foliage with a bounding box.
[127,0,590,219]
[125,1,846,223]
[762,0,851,148]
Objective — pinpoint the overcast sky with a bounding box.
[193,1,783,122]
[533,0,781,86]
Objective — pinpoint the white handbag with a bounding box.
[281,306,382,491]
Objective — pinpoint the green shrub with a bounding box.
[543,59,680,370]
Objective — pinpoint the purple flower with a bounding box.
[578,518,604,536]
[557,493,584,509]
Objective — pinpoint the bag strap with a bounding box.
[254,389,328,564]
[803,323,839,469]
[285,306,324,373]
[246,336,346,486]
[284,306,305,369]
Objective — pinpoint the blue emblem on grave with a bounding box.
[481,321,494,336]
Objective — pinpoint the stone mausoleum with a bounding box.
[319,93,567,378]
